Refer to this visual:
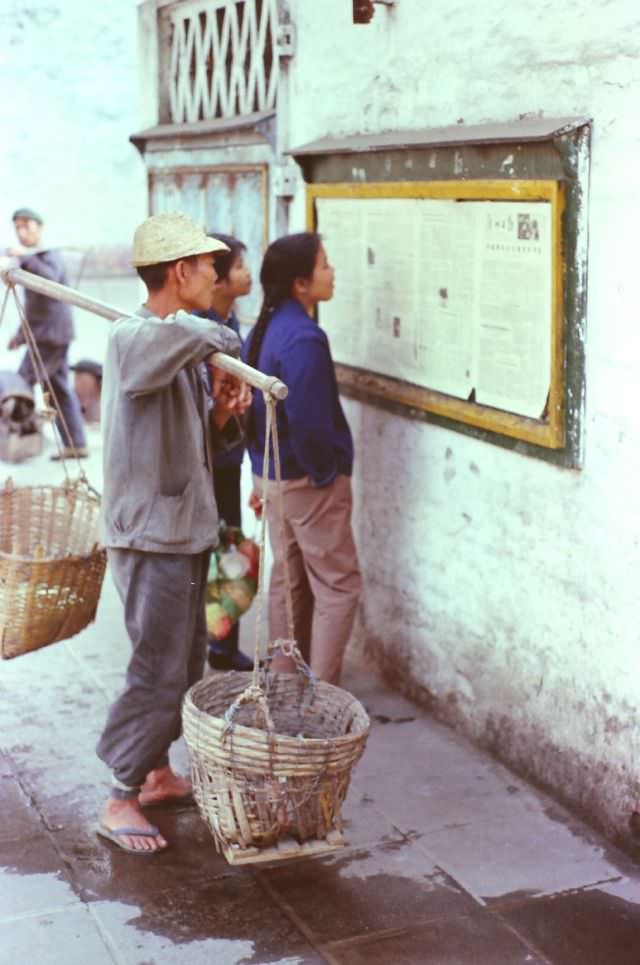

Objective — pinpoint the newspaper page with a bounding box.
[317,195,553,420]
[360,199,420,382]
[414,200,476,399]
[473,202,552,418]
[316,198,366,364]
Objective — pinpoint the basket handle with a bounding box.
[222,683,276,740]
[265,637,316,691]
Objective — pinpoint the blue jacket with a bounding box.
[242,298,353,486]
[18,250,74,346]
[199,308,244,469]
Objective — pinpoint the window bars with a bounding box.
[165,0,280,124]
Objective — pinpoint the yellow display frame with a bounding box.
[307,179,566,449]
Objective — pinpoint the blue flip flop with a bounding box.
[97,823,168,855]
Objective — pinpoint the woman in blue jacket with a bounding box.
[243,232,361,685]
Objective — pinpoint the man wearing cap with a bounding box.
[7,208,87,459]
[96,212,251,855]
[70,358,102,424]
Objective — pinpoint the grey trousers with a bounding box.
[96,548,210,796]
[19,343,86,449]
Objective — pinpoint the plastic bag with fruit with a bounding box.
[204,521,260,644]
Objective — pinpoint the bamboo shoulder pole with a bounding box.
[0,266,288,401]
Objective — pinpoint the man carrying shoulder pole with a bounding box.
[96,213,251,855]
[7,207,87,459]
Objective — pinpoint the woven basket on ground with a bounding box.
[182,670,370,854]
[0,479,107,659]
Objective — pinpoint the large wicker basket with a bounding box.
[0,480,107,659]
[182,671,370,859]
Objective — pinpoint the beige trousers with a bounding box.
[257,473,362,685]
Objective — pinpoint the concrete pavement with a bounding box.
[1,432,640,963]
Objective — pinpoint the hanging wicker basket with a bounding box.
[182,670,370,862]
[0,479,107,659]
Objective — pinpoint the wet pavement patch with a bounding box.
[88,875,322,963]
[0,763,44,843]
[256,841,478,944]
[324,910,547,964]
[499,879,640,965]
[64,809,247,902]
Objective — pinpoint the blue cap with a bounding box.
[70,358,102,379]
[12,207,43,225]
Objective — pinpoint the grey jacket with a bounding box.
[18,250,74,346]
[100,306,241,553]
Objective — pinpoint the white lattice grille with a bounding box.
[167,0,279,124]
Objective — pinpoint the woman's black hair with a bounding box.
[246,232,321,370]
[210,233,247,282]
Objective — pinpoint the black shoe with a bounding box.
[50,446,88,461]
[207,643,255,672]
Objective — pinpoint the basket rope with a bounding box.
[252,395,296,678]
[216,389,333,812]
[184,355,369,856]
[0,279,88,479]
[0,275,106,659]
[0,283,11,336]
[226,391,308,724]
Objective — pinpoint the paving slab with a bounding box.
[256,839,478,945]
[0,757,43,843]
[336,780,406,851]
[67,808,245,903]
[499,877,640,965]
[324,911,548,965]
[90,875,325,965]
[351,715,545,835]
[0,905,117,965]
[0,833,79,921]
[410,805,639,905]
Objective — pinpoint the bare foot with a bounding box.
[138,765,193,808]
[99,797,168,853]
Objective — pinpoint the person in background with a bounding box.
[200,233,254,671]
[70,358,102,425]
[96,213,251,855]
[6,207,87,460]
[243,232,362,686]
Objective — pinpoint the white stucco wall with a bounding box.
[283,0,640,847]
[0,0,145,249]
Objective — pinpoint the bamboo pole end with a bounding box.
[268,379,289,401]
